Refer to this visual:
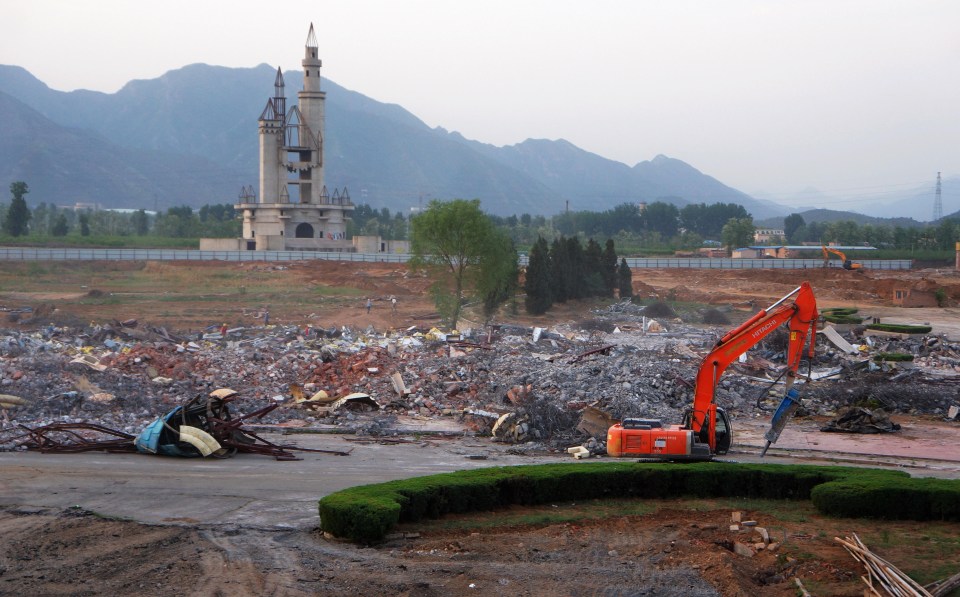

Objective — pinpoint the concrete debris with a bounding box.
[1,303,959,456]
[818,326,859,355]
[821,407,902,434]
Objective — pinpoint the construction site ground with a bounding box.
[2,260,960,596]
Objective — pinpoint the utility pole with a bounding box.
[933,171,942,221]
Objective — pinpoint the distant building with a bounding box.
[754,228,785,244]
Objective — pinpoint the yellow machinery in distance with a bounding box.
[821,244,863,270]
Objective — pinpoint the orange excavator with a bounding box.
[607,282,819,460]
[821,244,862,271]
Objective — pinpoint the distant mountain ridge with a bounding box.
[0,63,947,221]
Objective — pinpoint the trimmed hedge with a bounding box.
[821,307,863,325]
[812,476,960,521]
[317,463,960,543]
[866,323,933,334]
[872,352,915,362]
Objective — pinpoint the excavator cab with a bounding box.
[681,407,731,456]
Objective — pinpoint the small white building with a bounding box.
[753,228,785,244]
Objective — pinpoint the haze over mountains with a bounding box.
[0,63,954,222]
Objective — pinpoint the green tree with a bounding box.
[783,213,805,243]
[583,238,605,297]
[721,217,755,252]
[4,181,31,237]
[132,209,150,235]
[51,213,69,237]
[617,258,633,298]
[601,239,618,297]
[78,213,91,236]
[640,201,679,238]
[410,199,503,330]
[524,236,553,315]
[476,230,519,321]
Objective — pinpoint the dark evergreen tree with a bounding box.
[4,181,31,237]
[601,239,618,297]
[524,236,553,315]
[618,258,633,298]
[51,213,69,237]
[583,238,605,297]
[549,237,569,303]
[132,209,149,235]
[564,236,585,299]
[79,213,91,237]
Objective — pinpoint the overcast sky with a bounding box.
[3,0,957,207]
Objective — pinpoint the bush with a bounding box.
[866,323,932,334]
[872,353,914,362]
[318,463,927,543]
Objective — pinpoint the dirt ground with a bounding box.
[3,500,959,596]
[3,259,959,338]
[2,260,960,596]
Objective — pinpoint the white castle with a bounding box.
[233,23,354,251]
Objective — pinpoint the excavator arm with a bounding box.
[687,282,818,452]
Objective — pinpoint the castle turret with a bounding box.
[298,22,325,202]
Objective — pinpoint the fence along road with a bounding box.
[0,248,912,270]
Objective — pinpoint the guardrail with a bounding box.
[0,248,411,263]
[0,248,913,270]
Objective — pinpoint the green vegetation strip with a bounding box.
[873,353,915,362]
[866,323,933,334]
[317,463,960,543]
[821,307,863,325]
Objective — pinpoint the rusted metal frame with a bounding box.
[450,341,493,350]
[16,423,137,453]
[568,344,615,364]
[222,427,351,458]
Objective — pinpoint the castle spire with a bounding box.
[306,22,318,48]
[273,67,286,121]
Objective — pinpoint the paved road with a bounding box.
[3,424,958,531]
[0,433,560,530]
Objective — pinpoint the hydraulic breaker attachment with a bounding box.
[761,388,801,457]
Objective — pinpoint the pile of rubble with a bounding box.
[2,304,959,455]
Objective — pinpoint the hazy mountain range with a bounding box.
[0,63,954,222]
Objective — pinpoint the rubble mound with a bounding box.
[641,301,678,319]
[700,308,731,325]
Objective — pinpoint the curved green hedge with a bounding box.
[317,463,960,543]
[866,323,932,334]
[821,307,863,324]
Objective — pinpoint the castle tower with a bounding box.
[235,23,353,252]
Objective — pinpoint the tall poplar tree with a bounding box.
[618,258,633,299]
[524,236,553,315]
[4,181,31,237]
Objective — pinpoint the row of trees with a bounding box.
[1,183,240,239]
[781,213,958,251]
[4,180,957,254]
[524,236,633,315]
